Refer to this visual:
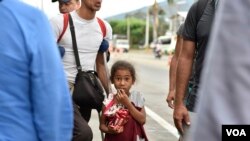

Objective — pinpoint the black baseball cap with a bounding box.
[52,0,70,2]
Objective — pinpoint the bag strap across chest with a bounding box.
[68,14,82,73]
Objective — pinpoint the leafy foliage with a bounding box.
[167,0,175,5]
[109,13,169,48]
[110,18,153,48]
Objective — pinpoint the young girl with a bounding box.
[100,60,148,141]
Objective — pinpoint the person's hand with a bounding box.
[115,89,130,106]
[173,104,190,135]
[166,90,175,109]
[108,125,124,134]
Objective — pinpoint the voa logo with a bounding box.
[226,129,246,136]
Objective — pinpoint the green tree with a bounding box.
[109,18,153,48]
[167,0,175,5]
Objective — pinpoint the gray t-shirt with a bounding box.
[176,23,184,36]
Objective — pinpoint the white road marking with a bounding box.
[145,106,179,138]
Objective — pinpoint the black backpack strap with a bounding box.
[68,14,82,73]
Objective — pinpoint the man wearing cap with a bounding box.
[52,0,80,14]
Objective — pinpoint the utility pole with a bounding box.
[126,16,130,47]
[153,0,159,41]
[144,8,150,48]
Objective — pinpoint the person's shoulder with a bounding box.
[130,91,145,101]
[96,17,110,25]
[103,19,111,27]
[130,91,145,107]
[4,0,44,19]
[97,18,112,29]
[176,23,184,35]
[96,17,113,39]
[50,13,64,22]
[189,2,198,13]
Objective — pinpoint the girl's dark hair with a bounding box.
[110,60,136,82]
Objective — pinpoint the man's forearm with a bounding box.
[169,55,178,92]
[96,63,109,95]
[175,56,193,106]
[169,36,183,92]
[96,53,110,95]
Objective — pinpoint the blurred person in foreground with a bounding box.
[173,0,219,140]
[52,0,80,14]
[186,0,250,140]
[0,0,73,141]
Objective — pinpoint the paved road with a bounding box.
[89,50,179,141]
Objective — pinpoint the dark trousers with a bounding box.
[79,107,92,122]
[72,103,93,141]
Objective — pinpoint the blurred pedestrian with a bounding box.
[52,0,80,57]
[50,0,112,140]
[0,0,73,141]
[100,60,148,141]
[166,23,184,109]
[52,0,80,14]
[173,0,219,140]
[186,0,250,140]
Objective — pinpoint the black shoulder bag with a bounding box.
[68,14,104,112]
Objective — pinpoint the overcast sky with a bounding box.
[98,0,165,18]
[22,0,165,19]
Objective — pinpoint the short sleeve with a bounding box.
[182,2,198,42]
[176,23,184,36]
[129,91,145,108]
[49,14,64,41]
[103,20,113,41]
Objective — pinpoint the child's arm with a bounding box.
[127,104,146,125]
[116,90,146,125]
[99,106,122,134]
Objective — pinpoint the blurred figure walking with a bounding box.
[52,0,80,14]
[186,0,250,141]
[173,0,218,140]
[0,0,73,141]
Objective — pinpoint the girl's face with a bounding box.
[113,69,134,95]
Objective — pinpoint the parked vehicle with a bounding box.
[150,34,176,55]
[113,34,130,53]
[115,39,129,53]
[158,35,176,55]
